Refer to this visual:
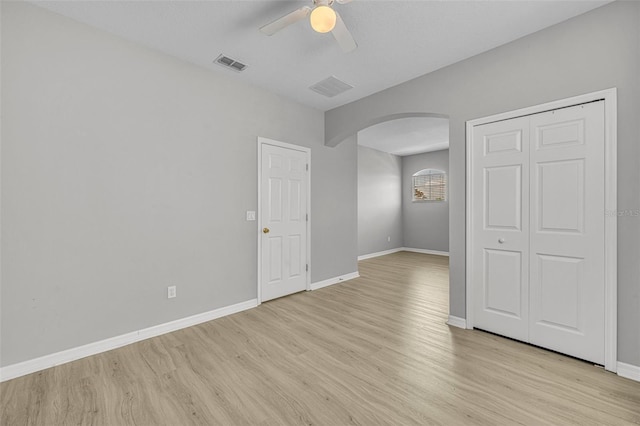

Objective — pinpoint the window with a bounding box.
[412,169,446,201]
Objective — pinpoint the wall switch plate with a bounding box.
[167,285,177,299]
[246,211,256,221]
[388,236,391,242]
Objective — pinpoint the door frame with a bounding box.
[257,136,311,304]
[465,88,618,372]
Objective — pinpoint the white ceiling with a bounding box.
[358,117,448,156]
[33,0,610,112]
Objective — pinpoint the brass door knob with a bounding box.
[263,227,270,234]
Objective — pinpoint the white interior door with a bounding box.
[472,116,530,342]
[260,142,309,302]
[471,101,606,365]
[529,101,605,364]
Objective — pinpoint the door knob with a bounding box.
[498,238,505,244]
[263,228,270,234]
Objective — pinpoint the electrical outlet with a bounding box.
[167,285,177,299]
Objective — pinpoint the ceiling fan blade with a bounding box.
[331,12,357,53]
[260,6,311,36]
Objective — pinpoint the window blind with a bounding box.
[413,173,446,201]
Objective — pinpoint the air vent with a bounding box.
[214,54,247,72]
[309,76,353,98]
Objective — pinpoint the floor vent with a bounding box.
[214,54,247,72]
[309,76,353,98]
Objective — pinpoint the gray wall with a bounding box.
[357,146,403,256]
[402,149,449,252]
[326,2,640,366]
[0,2,357,366]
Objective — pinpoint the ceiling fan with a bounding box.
[260,0,357,53]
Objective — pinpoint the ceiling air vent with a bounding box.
[309,76,353,98]
[214,54,247,72]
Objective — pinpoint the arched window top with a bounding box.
[412,169,446,201]
[413,168,445,177]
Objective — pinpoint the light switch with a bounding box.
[246,211,256,221]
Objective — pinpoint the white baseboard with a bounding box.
[358,248,449,261]
[446,315,467,329]
[617,362,640,382]
[310,271,360,290]
[402,247,450,257]
[358,248,403,261]
[0,298,258,383]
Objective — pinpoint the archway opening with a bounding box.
[356,114,450,257]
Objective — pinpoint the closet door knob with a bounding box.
[498,238,505,244]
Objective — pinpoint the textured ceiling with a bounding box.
[33,0,610,112]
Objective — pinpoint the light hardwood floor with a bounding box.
[1,252,639,425]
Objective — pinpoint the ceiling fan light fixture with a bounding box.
[310,5,336,33]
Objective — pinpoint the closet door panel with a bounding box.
[472,117,530,342]
[529,101,605,364]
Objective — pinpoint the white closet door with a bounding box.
[529,101,605,364]
[471,101,606,365]
[472,116,530,342]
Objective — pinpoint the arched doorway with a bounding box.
[355,114,450,259]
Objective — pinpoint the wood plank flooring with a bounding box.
[1,251,639,425]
